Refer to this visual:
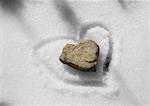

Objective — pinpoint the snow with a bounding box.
[0,0,149,106]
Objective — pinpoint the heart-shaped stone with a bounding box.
[59,40,100,72]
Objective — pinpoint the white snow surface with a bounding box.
[0,0,149,106]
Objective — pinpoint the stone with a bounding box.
[59,40,100,72]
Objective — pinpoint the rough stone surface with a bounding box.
[59,40,100,72]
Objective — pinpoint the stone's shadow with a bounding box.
[65,80,106,87]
